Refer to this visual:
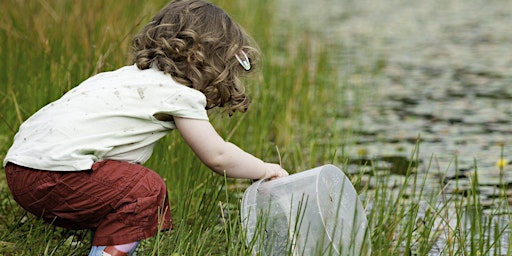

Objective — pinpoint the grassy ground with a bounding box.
[1,0,511,255]
[0,0,344,255]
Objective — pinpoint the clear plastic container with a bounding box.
[241,164,371,256]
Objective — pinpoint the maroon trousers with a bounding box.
[5,160,172,245]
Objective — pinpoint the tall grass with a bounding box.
[0,0,344,255]
[1,0,511,255]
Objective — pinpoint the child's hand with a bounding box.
[175,117,290,180]
[260,163,289,180]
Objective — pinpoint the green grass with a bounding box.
[1,0,511,255]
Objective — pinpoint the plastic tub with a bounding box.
[241,164,371,255]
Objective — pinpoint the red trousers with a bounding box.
[5,160,172,245]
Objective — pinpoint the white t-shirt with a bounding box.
[3,65,209,171]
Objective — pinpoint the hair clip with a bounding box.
[235,50,251,71]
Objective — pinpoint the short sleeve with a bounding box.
[158,86,209,121]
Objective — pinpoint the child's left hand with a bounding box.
[259,163,289,180]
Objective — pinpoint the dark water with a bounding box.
[276,0,512,254]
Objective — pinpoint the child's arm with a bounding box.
[174,116,288,180]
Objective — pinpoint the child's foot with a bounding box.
[103,246,129,256]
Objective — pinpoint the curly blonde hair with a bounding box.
[132,0,259,114]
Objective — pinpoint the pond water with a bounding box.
[275,0,512,254]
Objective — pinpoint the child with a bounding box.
[2,0,288,255]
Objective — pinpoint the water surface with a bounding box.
[275,0,512,254]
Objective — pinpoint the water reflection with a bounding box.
[275,0,512,254]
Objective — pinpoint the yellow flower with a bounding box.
[357,148,368,156]
[496,158,508,168]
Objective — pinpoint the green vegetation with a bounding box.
[0,0,510,255]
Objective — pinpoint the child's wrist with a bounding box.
[255,170,267,181]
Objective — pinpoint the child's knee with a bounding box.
[144,170,167,197]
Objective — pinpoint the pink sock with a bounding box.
[113,241,139,253]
